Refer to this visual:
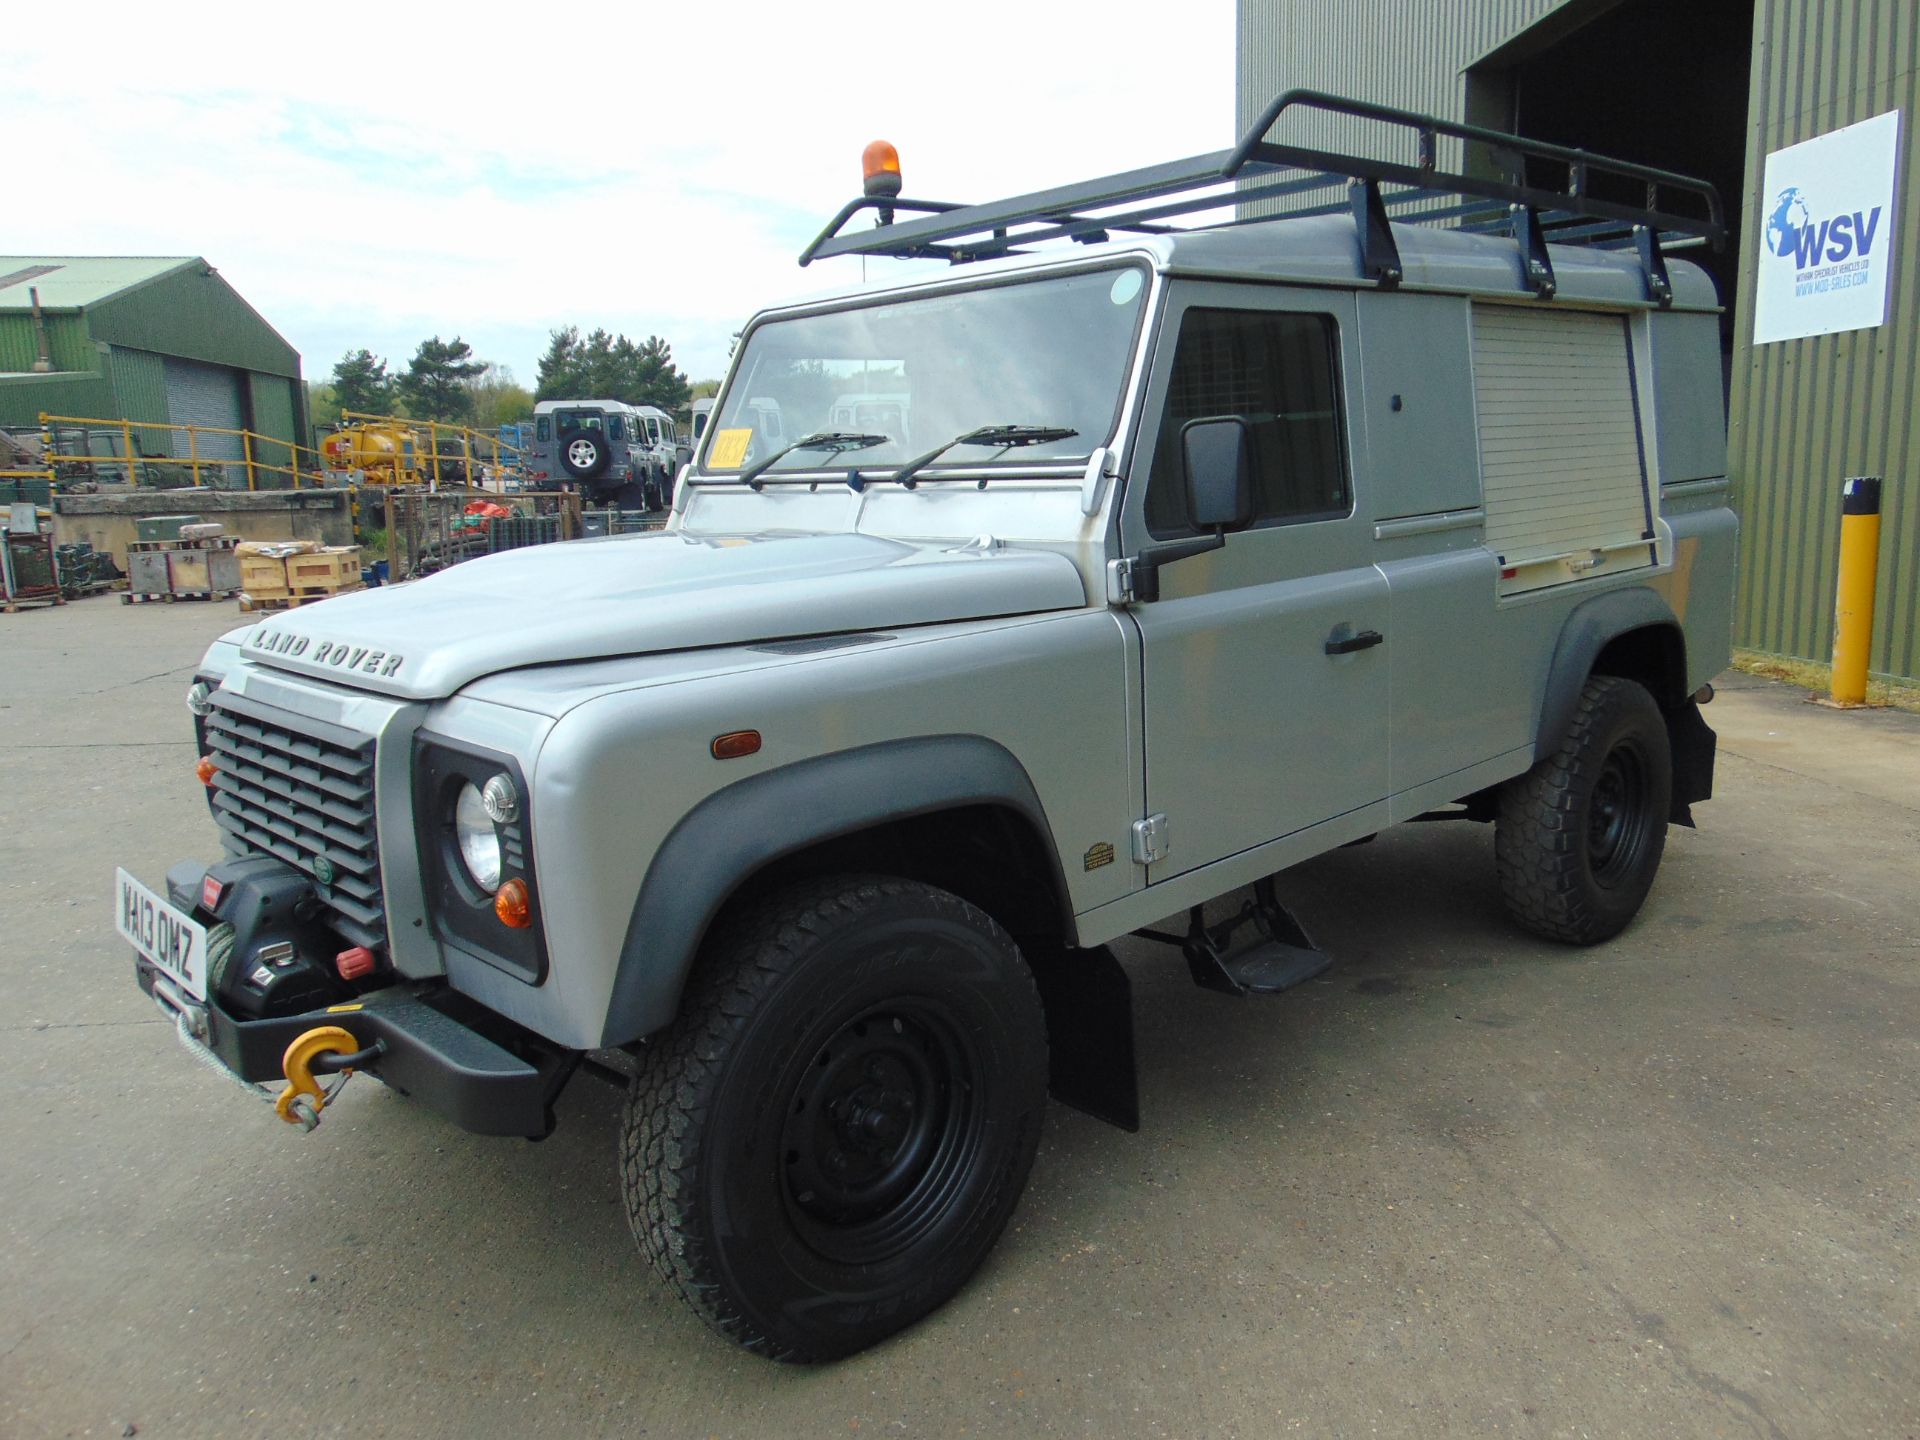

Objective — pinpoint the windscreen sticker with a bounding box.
[709,427,753,469]
[1109,270,1143,305]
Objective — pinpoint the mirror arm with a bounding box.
[1131,527,1226,603]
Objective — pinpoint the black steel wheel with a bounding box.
[622,876,1048,1362]
[1497,674,1672,944]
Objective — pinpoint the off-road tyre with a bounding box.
[558,430,609,479]
[1496,674,1672,945]
[622,876,1049,1362]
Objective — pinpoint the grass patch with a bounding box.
[1731,648,1920,714]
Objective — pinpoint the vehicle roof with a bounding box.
[770,211,1719,318]
[532,399,673,419]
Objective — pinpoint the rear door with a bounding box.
[1123,284,1389,882]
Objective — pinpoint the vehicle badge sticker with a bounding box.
[1083,841,1116,872]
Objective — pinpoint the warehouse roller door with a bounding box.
[1470,305,1656,595]
[165,357,246,466]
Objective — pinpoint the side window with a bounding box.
[1144,308,1349,538]
[608,417,625,441]
[535,416,551,442]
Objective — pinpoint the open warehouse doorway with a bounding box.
[1466,0,1755,388]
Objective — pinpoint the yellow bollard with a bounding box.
[1830,475,1883,707]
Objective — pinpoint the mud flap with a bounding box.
[1024,943,1139,1133]
[1667,699,1717,827]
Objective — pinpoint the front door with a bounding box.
[1123,285,1389,883]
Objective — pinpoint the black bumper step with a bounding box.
[139,965,568,1138]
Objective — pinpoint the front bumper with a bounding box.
[137,963,571,1137]
[135,857,575,1138]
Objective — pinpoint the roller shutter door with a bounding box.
[1470,306,1655,594]
[165,357,246,466]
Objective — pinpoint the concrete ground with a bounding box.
[2,596,1915,1440]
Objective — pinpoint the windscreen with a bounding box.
[705,264,1149,476]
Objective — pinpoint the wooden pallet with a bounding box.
[122,589,241,605]
[239,583,366,614]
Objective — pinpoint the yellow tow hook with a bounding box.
[276,1026,365,1132]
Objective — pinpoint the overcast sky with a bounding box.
[13,0,1234,390]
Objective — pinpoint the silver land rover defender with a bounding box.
[117,93,1736,1362]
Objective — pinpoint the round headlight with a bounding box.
[454,782,503,894]
[480,772,519,824]
[186,680,215,716]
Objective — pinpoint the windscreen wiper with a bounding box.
[739,432,891,490]
[887,424,1080,490]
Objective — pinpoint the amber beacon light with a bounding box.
[862,140,902,197]
[863,140,902,225]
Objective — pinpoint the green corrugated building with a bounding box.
[1238,0,1919,683]
[0,257,306,486]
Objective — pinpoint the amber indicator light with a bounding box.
[495,877,532,929]
[711,730,763,760]
[194,755,217,787]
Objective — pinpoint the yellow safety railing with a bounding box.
[38,413,326,491]
[335,411,526,491]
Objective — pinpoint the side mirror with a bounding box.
[1181,417,1255,533]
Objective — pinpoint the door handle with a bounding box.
[1325,628,1384,655]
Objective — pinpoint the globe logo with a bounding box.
[1767,187,1812,259]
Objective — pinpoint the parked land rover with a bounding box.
[116,93,1735,1362]
[527,398,679,509]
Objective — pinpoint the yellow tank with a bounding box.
[320,423,424,486]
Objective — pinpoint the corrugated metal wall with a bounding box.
[1240,0,1920,681]
[105,346,173,455]
[1237,0,1571,157]
[247,372,300,485]
[1730,0,1919,682]
[0,312,94,373]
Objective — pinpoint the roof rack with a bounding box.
[799,89,1726,307]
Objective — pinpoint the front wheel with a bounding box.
[1496,675,1672,944]
[622,876,1049,1361]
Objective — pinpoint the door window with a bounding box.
[1145,309,1349,537]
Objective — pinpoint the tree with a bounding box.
[535,326,589,400]
[629,335,691,411]
[306,380,341,428]
[465,362,535,428]
[534,325,691,410]
[329,349,394,417]
[397,336,485,422]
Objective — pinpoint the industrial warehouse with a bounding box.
[0,256,306,473]
[1238,0,1919,682]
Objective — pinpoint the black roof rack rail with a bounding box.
[798,89,1726,307]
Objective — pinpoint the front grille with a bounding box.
[204,690,385,948]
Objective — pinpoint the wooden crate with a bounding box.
[239,555,289,593]
[285,546,360,589]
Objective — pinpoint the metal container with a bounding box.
[128,549,173,594]
[134,514,204,543]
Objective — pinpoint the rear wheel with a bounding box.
[622,876,1048,1361]
[1496,674,1671,944]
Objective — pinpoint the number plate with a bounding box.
[115,868,208,1001]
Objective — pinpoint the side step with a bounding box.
[1187,936,1333,996]
[1134,876,1334,998]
